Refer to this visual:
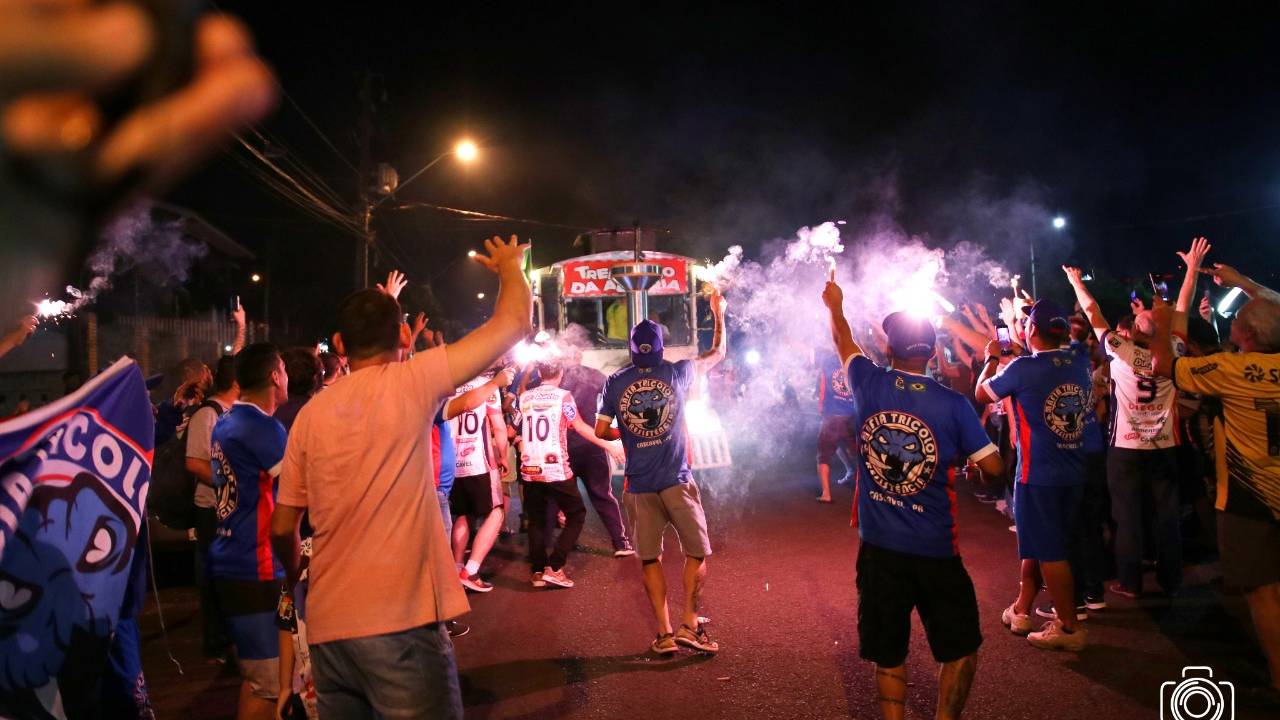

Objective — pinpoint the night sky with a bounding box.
[167,2,1280,340]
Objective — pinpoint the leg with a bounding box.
[836,444,856,482]
[1245,582,1280,690]
[450,514,470,568]
[576,451,628,548]
[1107,449,1144,592]
[194,506,228,657]
[817,463,832,502]
[524,483,550,571]
[875,665,908,720]
[236,680,277,720]
[547,480,587,570]
[642,559,673,635]
[1014,559,1042,616]
[1039,560,1079,632]
[466,506,506,571]
[680,555,707,629]
[1149,449,1184,594]
[936,655,977,720]
[309,640,374,720]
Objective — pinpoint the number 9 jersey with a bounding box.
[517,385,577,483]
[1103,330,1187,449]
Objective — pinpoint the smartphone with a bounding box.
[997,326,1012,355]
[1148,273,1170,302]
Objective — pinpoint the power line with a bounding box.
[386,201,592,231]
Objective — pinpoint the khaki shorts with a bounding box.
[624,480,712,561]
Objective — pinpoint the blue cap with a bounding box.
[1028,299,1071,335]
[881,312,936,360]
[630,320,664,368]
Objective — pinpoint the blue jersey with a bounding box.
[984,346,1095,486]
[1070,341,1106,455]
[599,359,695,494]
[209,402,287,581]
[819,352,857,416]
[846,355,997,558]
[435,410,456,494]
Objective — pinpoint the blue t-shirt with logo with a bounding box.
[819,351,858,417]
[985,345,1095,486]
[846,355,997,558]
[209,402,287,581]
[599,359,695,494]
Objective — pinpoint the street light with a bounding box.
[1052,216,1067,230]
[476,292,486,300]
[455,139,479,162]
[250,273,262,283]
[467,250,477,258]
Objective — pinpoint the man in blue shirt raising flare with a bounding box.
[823,280,1004,720]
[976,299,1096,652]
[596,291,727,656]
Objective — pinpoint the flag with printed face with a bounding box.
[0,358,155,719]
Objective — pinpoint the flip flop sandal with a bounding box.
[675,624,720,653]
[651,633,678,654]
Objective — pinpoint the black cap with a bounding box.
[882,312,936,360]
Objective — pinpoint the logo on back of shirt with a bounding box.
[860,411,938,496]
[1043,383,1087,442]
[210,441,239,521]
[620,377,676,439]
[831,369,852,399]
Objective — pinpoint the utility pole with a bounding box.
[355,73,375,290]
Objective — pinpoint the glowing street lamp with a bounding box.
[251,273,262,283]
[467,250,477,258]
[476,292,486,300]
[1052,216,1067,230]
[455,139,479,163]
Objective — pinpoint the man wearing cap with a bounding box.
[823,283,1003,720]
[595,290,727,655]
[976,298,1097,651]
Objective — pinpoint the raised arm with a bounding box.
[1063,266,1109,340]
[231,300,247,355]
[0,315,36,361]
[1201,263,1280,305]
[1149,301,1177,379]
[822,281,863,361]
[1173,237,1211,337]
[444,368,514,420]
[939,314,990,355]
[695,290,728,375]
[445,236,533,388]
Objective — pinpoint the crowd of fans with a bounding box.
[817,236,1280,718]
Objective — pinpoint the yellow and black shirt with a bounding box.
[1173,352,1280,521]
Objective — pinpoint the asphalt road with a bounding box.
[141,439,1273,719]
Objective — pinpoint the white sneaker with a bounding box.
[1001,604,1032,635]
[1035,604,1088,622]
[1027,620,1087,651]
[541,566,575,588]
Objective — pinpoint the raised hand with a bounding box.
[232,298,245,326]
[472,235,526,276]
[377,270,407,299]
[1177,237,1212,269]
[1062,265,1085,284]
[493,366,516,390]
[1199,293,1213,322]
[821,281,844,311]
[411,312,427,337]
[4,315,37,346]
[1130,296,1145,315]
[1199,263,1247,290]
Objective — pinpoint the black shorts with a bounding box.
[449,472,500,517]
[817,414,856,464]
[1219,511,1280,590]
[855,542,982,667]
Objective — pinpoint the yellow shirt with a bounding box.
[1173,352,1280,521]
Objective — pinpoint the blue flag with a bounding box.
[0,358,155,719]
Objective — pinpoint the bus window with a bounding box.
[647,295,691,346]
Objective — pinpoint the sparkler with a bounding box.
[827,256,837,282]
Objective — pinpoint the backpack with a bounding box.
[148,400,223,530]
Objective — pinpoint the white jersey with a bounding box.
[450,376,500,478]
[517,385,577,483]
[1103,331,1186,449]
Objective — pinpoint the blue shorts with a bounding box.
[215,578,281,698]
[1014,483,1083,562]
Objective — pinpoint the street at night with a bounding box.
[140,438,1271,720]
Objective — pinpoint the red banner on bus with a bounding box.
[561,259,688,297]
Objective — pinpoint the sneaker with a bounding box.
[541,566,575,588]
[1035,604,1088,621]
[650,632,678,655]
[836,472,854,486]
[1001,604,1032,635]
[1107,581,1139,599]
[530,571,545,588]
[1027,620,1087,651]
[1008,524,1017,533]
[446,620,470,638]
[674,623,720,653]
[459,570,493,593]
[1083,592,1107,611]
[613,541,636,558]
